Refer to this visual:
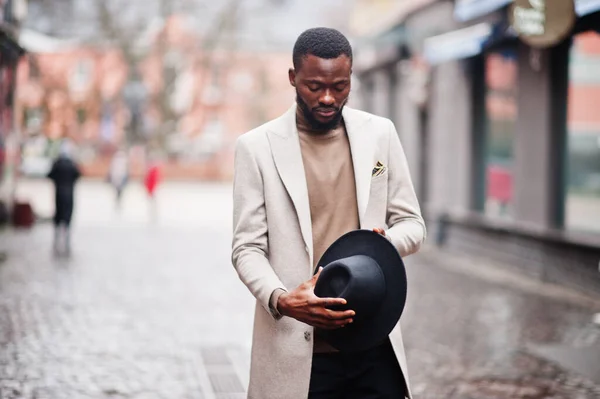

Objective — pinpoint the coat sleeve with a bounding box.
[231,136,287,319]
[384,120,427,257]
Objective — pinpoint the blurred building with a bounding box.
[351,0,600,295]
[136,15,293,180]
[0,0,26,224]
[14,14,293,181]
[15,44,129,163]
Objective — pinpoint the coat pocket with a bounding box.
[369,170,388,197]
[371,170,387,183]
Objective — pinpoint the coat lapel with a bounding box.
[343,107,373,227]
[266,105,374,265]
[267,105,314,265]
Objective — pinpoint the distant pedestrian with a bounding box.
[144,159,161,220]
[107,150,129,208]
[144,161,161,199]
[47,140,81,255]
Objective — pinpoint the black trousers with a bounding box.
[308,339,408,399]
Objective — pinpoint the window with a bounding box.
[28,57,40,79]
[76,108,86,125]
[24,108,44,132]
[69,58,94,93]
[483,48,518,218]
[565,31,600,233]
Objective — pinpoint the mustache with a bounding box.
[313,106,339,112]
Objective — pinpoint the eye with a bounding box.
[334,84,348,92]
[308,85,320,92]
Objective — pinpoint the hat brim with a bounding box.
[314,229,407,352]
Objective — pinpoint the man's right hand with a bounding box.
[277,267,355,329]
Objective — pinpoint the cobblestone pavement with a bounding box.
[0,179,599,398]
[2,180,253,399]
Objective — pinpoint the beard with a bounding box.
[296,92,347,132]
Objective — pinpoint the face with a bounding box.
[289,54,351,131]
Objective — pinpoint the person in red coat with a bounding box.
[144,161,161,220]
[144,162,161,198]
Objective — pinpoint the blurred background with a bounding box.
[0,1,599,398]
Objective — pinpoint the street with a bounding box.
[0,179,599,398]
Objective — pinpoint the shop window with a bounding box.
[483,48,518,218]
[565,31,600,233]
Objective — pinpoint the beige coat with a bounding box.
[232,104,426,399]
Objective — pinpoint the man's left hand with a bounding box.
[373,228,386,236]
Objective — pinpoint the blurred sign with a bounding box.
[576,0,600,16]
[350,0,436,37]
[423,23,493,65]
[455,0,598,21]
[455,0,512,21]
[510,0,576,48]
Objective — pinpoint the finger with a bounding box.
[310,268,324,291]
[312,319,345,330]
[315,297,348,307]
[373,228,386,236]
[311,267,323,282]
[322,309,355,320]
[311,306,354,321]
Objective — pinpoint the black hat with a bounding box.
[314,229,407,352]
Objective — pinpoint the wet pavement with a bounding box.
[403,250,600,399]
[0,179,599,399]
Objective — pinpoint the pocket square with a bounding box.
[372,161,387,177]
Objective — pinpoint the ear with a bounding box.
[288,68,297,88]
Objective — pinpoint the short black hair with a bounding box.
[293,27,353,70]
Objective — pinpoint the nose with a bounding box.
[319,90,335,106]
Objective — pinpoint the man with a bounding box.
[232,28,426,398]
[48,140,81,255]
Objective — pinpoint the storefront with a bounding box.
[423,0,600,295]
[353,0,600,295]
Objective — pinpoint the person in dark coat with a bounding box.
[47,141,81,255]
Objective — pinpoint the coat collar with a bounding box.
[266,104,374,268]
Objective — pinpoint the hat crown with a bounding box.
[315,255,386,319]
